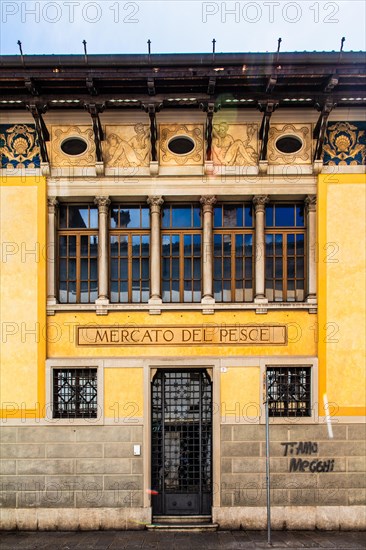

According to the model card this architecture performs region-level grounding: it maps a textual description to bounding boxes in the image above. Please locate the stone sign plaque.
[77,324,287,346]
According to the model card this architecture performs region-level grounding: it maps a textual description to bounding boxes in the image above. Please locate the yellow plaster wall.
[104,368,144,419]
[0,176,46,416]
[220,367,261,419]
[318,174,366,415]
[48,310,316,359]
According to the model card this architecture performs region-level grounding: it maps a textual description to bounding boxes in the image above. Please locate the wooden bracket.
[313,99,335,161]
[27,102,50,163]
[85,103,105,163]
[258,100,278,161]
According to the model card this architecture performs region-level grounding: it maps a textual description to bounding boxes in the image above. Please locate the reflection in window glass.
[265,203,306,302]
[162,205,201,229]
[110,206,150,229]
[213,204,253,302]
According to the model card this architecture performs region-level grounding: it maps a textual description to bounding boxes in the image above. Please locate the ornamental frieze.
[323,121,366,165]
[159,124,204,165]
[51,125,96,167]
[0,124,40,169]
[104,124,151,167]
[267,123,312,165]
[212,123,258,166]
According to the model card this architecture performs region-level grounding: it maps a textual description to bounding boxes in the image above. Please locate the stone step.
[146,522,219,532]
[152,515,212,525]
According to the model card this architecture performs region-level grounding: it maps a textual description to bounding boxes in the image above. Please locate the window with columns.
[161,204,202,303]
[109,205,150,303]
[52,195,316,307]
[264,203,306,302]
[213,203,254,302]
[57,205,99,303]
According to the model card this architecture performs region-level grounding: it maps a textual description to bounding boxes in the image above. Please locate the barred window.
[58,205,98,303]
[53,368,98,418]
[265,203,305,302]
[110,205,150,303]
[213,203,254,302]
[162,205,202,302]
[267,366,311,417]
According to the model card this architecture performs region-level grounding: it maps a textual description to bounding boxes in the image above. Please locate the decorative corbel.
[200,102,216,174]
[258,100,278,172]
[313,98,336,164]
[85,103,105,174]
[142,103,161,174]
[27,102,50,172]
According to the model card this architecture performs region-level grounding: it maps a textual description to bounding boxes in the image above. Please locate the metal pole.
[264,378,271,545]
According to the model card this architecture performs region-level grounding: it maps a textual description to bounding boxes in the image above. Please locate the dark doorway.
[151,369,212,516]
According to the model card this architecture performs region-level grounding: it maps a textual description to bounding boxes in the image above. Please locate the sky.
[1,0,365,56]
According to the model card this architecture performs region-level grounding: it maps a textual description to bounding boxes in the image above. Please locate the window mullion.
[179,231,184,302]
[231,234,235,300]
[128,234,132,302]
[76,234,81,302]
[283,232,288,301]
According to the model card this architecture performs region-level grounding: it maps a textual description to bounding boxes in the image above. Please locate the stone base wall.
[0,507,150,530]
[220,424,366,510]
[0,426,144,515]
[212,506,366,530]
[1,423,365,530]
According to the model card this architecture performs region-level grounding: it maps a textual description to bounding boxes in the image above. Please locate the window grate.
[267,366,311,417]
[53,368,98,418]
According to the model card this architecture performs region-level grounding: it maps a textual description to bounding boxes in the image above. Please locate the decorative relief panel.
[212,123,258,166]
[159,124,204,165]
[104,124,151,167]
[323,122,366,165]
[0,124,40,169]
[51,126,95,167]
[267,123,312,165]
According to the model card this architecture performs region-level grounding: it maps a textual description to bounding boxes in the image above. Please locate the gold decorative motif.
[212,123,258,165]
[159,124,204,165]
[267,124,311,164]
[0,124,40,168]
[51,126,95,167]
[323,122,365,165]
[104,124,150,167]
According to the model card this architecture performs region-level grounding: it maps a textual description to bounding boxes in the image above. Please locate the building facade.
[0,52,365,530]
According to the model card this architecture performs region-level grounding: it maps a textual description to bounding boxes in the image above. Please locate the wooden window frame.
[161,204,202,303]
[57,205,98,304]
[109,230,150,303]
[213,229,254,302]
[265,203,306,303]
[161,230,202,303]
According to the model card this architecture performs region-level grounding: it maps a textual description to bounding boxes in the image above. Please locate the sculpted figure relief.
[105,124,150,167]
[212,123,258,166]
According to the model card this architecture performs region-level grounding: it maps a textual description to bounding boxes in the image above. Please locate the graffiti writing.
[281,441,318,456]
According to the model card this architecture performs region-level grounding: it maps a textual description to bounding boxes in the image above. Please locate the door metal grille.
[151,369,212,516]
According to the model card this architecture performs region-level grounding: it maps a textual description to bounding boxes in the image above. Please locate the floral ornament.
[0,124,40,168]
[323,122,366,165]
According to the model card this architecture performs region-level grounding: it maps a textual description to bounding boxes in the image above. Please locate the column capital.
[200,195,217,213]
[147,196,164,214]
[47,197,58,212]
[94,196,111,213]
[253,195,269,212]
[305,194,317,213]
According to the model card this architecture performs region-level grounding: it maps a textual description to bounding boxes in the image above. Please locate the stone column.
[305,195,317,304]
[200,195,216,306]
[47,197,58,314]
[147,196,164,305]
[253,195,269,304]
[94,196,110,311]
